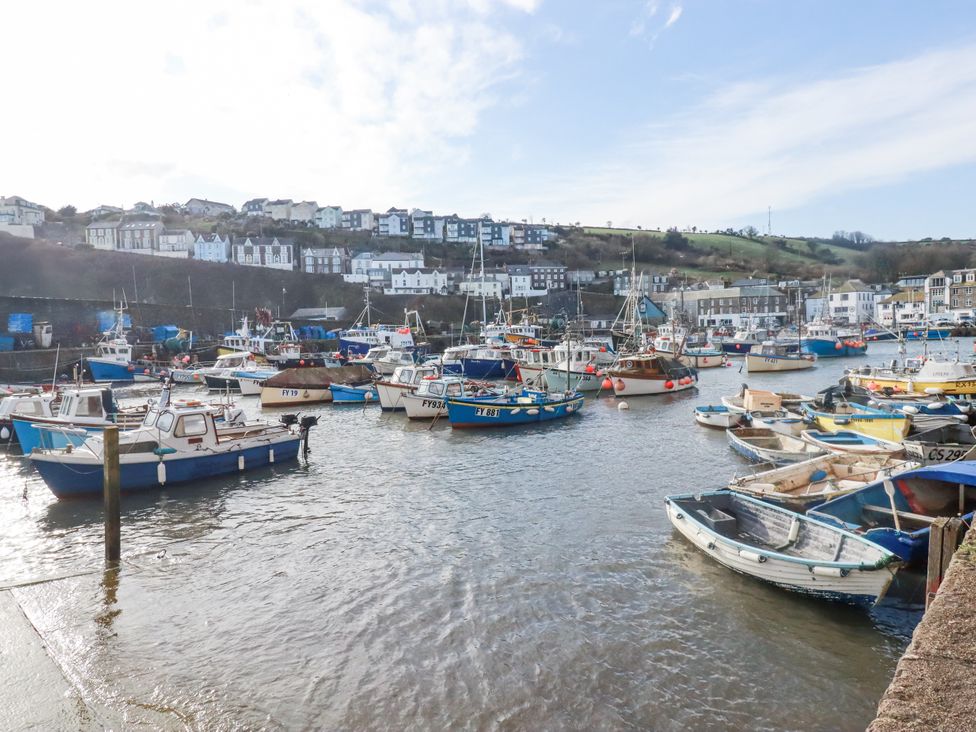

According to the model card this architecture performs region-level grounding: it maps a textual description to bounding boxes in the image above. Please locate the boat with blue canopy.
[808,462,976,564]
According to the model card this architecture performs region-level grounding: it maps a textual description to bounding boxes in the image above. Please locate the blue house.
[193,233,231,263]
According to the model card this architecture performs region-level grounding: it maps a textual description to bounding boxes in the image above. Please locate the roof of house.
[834,279,870,293]
[372,251,423,261]
[530,261,566,269]
[391,268,445,275]
[302,246,350,256]
[185,198,234,208]
[243,198,268,207]
[86,220,122,229]
[880,291,925,304]
[239,236,295,247]
[196,233,228,243]
[266,199,293,206]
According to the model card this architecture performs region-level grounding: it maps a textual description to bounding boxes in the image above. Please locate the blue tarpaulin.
[7,313,32,333]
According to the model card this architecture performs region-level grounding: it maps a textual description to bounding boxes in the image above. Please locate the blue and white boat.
[328,382,379,404]
[446,388,583,428]
[0,392,56,443]
[85,305,158,382]
[902,327,952,341]
[29,391,311,498]
[808,462,976,564]
[442,345,518,380]
[799,429,905,456]
[665,490,900,605]
[12,386,148,453]
[727,427,825,465]
[694,405,742,429]
[800,322,867,358]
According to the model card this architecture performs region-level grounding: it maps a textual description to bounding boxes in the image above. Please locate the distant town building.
[85,220,121,250]
[459,278,504,299]
[411,210,446,241]
[384,268,450,295]
[128,201,160,216]
[444,216,480,244]
[613,271,667,296]
[242,198,269,217]
[193,233,232,263]
[377,208,411,237]
[315,205,343,229]
[480,220,511,248]
[876,291,926,328]
[264,199,293,221]
[508,265,547,298]
[369,251,424,271]
[118,221,164,253]
[87,205,124,219]
[156,229,193,258]
[659,286,788,328]
[184,198,236,217]
[512,224,551,249]
[0,195,45,225]
[342,209,375,232]
[343,251,374,283]
[289,200,318,224]
[301,246,350,275]
[828,279,880,325]
[232,236,295,270]
[567,269,597,286]
[529,262,567,291]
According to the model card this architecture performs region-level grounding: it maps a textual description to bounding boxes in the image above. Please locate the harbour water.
[3,339,963,730]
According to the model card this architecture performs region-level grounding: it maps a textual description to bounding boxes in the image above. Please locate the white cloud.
[523,44,976,231]
[0,0,533,210]
[664,5,683,29]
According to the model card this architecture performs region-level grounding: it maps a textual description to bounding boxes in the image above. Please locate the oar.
[883,479,901,532]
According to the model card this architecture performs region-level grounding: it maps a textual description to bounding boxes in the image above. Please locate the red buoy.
[665,380,674,389]
[602,377,613,390]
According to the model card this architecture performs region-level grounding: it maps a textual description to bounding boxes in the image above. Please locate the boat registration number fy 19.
[280,389,300,397]
[474,407,500,417]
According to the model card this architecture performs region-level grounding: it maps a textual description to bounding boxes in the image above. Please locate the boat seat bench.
[862,504,937,525]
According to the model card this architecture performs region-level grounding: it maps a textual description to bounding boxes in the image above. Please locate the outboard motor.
[279,413,299,427]
[299,415,319,459]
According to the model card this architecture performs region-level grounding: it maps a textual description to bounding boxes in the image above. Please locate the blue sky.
[5,1,976,240]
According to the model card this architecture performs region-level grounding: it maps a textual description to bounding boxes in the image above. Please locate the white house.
[508,265,547,298]
[232,236,295,270]
[184,198,235,217]
[194,233,232,263]
[343,252,374,283]
[290,201,318,224]
[875,291,926,328]
[377,208,411,237]
[369,251,424,271]
[85,221,121,250]
[924,271,949,317]
[241,198,269,217]
[384,268,449,295]
[302,246,350,274]
[459,278,504,299]
[315,206,343,229]
[118,221,164,253]
[156,229,193,258]
[87,205,124,219]
[828,279,879,325]
[0,196,45,225]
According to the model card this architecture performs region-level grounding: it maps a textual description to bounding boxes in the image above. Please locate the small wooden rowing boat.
[665,491,899,604]
[727,427,825,465]
[728,453,917,510]
[721,387,812,414]
[800,429,905,456]
[694,405,742,429]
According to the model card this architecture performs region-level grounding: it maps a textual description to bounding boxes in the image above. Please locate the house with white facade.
[315,206,343,229]
[613,271,667,296]
[384,268,450,295]
[302,246,350,274]
[290,201,318,224]
[342,209,374,231]
[508,265,547,298]
[194,233,232,263]
[156,229,194,258]
[118,221,165,253]
[924,271,949,317]
[459,278,504,299]
[411,210,446,241]
[369,251,424,271]
[828,279,880,325]
[0,196,45,225]
[875,291,926,328]
[232,236,295,270]
[184,198,235,217]
[377,208,411,237]
[85,221,122,250]
[946,267,976,318]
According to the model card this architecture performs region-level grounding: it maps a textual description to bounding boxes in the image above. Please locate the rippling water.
[3,340,957,730]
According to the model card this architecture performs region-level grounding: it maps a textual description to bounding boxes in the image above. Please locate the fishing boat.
[218,314,294,357]
[694,405,742,429]
[745,342,816,373]
[442,345,517,380]
[201,354,272,393]
[265,342,334,369]
[169,363,207,384]
[259,365,373,407]
[400,377,490,419]
[29,390,315,498]
[12,386,148,453]
[847,357,976,396]
[902,326,952,341]
[446,388,583,428]
[744,409,806,437]
[808,462,976,563]
[799,430,905,456]
[721,386,812,414]
[833,381,972,432]
[0,392,56,443]
[234,368,279,396]
[607,353,697,397]
[719,327,773,356]
[375,365,440,411]
[727,427,825,465]
[664,491,899,605]
[801,398,910,442]
[729,453,917,510]
[329,382,379,404]
[903,424,976,464]
[653,324,726,369]
[372,349,417,376]
[800,322,868,358]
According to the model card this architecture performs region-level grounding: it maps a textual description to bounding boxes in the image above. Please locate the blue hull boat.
[801,337,867,358]
[443,357,518,380]
[329,383,379,404]
[338,338,371,357]
[808,462,976,564]
[13,419,99,453]
[903,328,952,341]
[446,388,583,428]
[88,358,138,382]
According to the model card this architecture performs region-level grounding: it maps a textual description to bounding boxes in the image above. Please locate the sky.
[4,0,976,241]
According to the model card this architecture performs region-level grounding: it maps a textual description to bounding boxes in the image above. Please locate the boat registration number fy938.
[474,407,500,417]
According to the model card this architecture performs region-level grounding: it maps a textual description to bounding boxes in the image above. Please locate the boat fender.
[157,461,167,485]
[526,408,540,416]
[303,390,310,399]
[269,448,275,464]
[238,454,245,471]
[543,406,555,413]
[809,469,828,483]
[618,401,629,410]
[738,549,767,563]
[626,360,634,369]
[811,566,847,577]
[901,405,919,415]
[787,519,800,543]
[511,408,522,415]
[0,426,8,440]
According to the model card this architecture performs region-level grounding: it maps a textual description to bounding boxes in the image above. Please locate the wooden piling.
[925,516,963,609]
[102,425,120,563]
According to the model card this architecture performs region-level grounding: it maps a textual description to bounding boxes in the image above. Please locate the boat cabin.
[385,364,440,386]
[0,393,55,420]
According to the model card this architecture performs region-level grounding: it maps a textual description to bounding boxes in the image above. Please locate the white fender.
[238,454,245,471]
[157,461,167,485]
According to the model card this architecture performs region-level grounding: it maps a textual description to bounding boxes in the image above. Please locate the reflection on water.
[2,340,955,729]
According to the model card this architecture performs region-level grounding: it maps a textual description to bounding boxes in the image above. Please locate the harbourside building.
[875,291,926,328]
[827,279,884,325]
[315,205,343,229]
[384,268,450,295]
[85,220,122,250]
[659,285,789,328]
[508,265,547,298]
[118,221,164,253]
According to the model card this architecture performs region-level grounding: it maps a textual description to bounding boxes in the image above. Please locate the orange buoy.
[599,346,607,352]
[615,379,625,392]
[834,342,843,350]
[602,377,613,390]
[665,380,674,389]
[585,364,596,374]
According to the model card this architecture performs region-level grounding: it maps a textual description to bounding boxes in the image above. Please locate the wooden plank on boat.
[862,504,938,525]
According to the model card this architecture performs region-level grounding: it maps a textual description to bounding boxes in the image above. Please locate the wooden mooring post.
[925,516,964,609]
[103,425,120,563]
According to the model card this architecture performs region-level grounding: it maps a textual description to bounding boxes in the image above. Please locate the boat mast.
[479,234,487,325]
